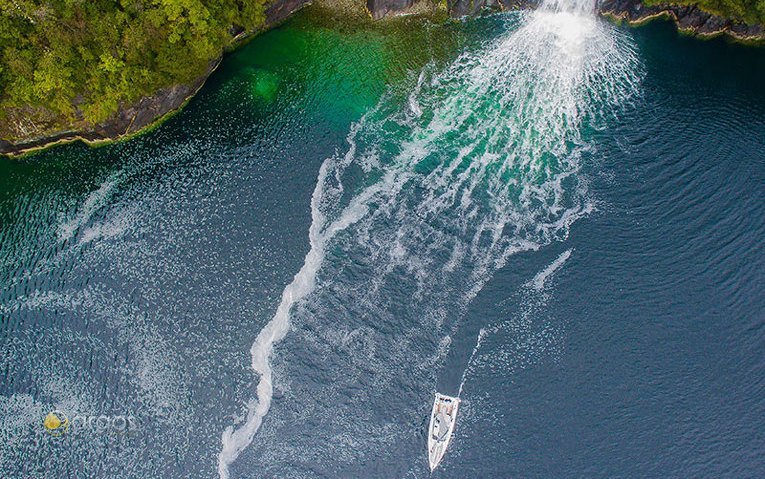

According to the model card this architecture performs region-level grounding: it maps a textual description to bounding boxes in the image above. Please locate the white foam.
[58,172,122,242]
[77,206,134,246]
[218,147,386,478]
[530,249,573,291]
[407,68,428,118]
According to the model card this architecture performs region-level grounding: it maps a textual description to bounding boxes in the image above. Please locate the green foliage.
[0,0,268,129]
[644,0,765,25]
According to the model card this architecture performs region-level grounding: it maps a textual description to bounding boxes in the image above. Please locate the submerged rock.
[249,69,280,103]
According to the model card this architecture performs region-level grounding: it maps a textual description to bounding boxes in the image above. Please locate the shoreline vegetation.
[0,0,310,157]
[1,0,763,158]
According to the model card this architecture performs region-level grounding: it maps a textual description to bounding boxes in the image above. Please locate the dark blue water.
[1,9,763,478]
[450,22,765,477]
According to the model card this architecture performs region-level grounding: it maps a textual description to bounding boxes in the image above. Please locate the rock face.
[598,0,764,40]
[0,74,207,156]
[265,0,313,26]
[366,0,418,19]
[448,0,498,17]
[0,0,311,157]
[447,0,538,17]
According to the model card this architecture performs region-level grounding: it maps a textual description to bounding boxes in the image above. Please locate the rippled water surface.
[1,6,764,478]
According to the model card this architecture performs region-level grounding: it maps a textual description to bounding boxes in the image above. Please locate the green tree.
[0,0,269,139]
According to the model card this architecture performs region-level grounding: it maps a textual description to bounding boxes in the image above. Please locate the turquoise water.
[1,7,764,478]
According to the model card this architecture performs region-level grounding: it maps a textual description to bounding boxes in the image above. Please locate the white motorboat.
[427,392,460,471]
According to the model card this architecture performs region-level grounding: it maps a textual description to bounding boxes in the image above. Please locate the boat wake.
[457,248,574,399]
[530,249,573,291]
[219,0,641,475]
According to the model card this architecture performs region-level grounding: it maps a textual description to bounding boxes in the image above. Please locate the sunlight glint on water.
[218,2,641,476]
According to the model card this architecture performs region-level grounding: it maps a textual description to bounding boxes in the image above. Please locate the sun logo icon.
[43,410,69,436]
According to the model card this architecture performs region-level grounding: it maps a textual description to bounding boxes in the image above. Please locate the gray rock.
[366,0,417,19]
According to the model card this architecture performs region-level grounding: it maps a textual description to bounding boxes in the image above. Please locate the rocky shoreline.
[0,0,311,157]
[598,0,765,42]
[368,0,765,41]
[1,0,762,157]
[0,61,219,157]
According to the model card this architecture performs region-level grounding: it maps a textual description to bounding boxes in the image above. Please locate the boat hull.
[428,392,460,471]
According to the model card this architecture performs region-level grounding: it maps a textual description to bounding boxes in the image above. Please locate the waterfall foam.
[218,2,641,475]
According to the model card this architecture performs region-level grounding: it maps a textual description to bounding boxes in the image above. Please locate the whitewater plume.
[218,0,640,475]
